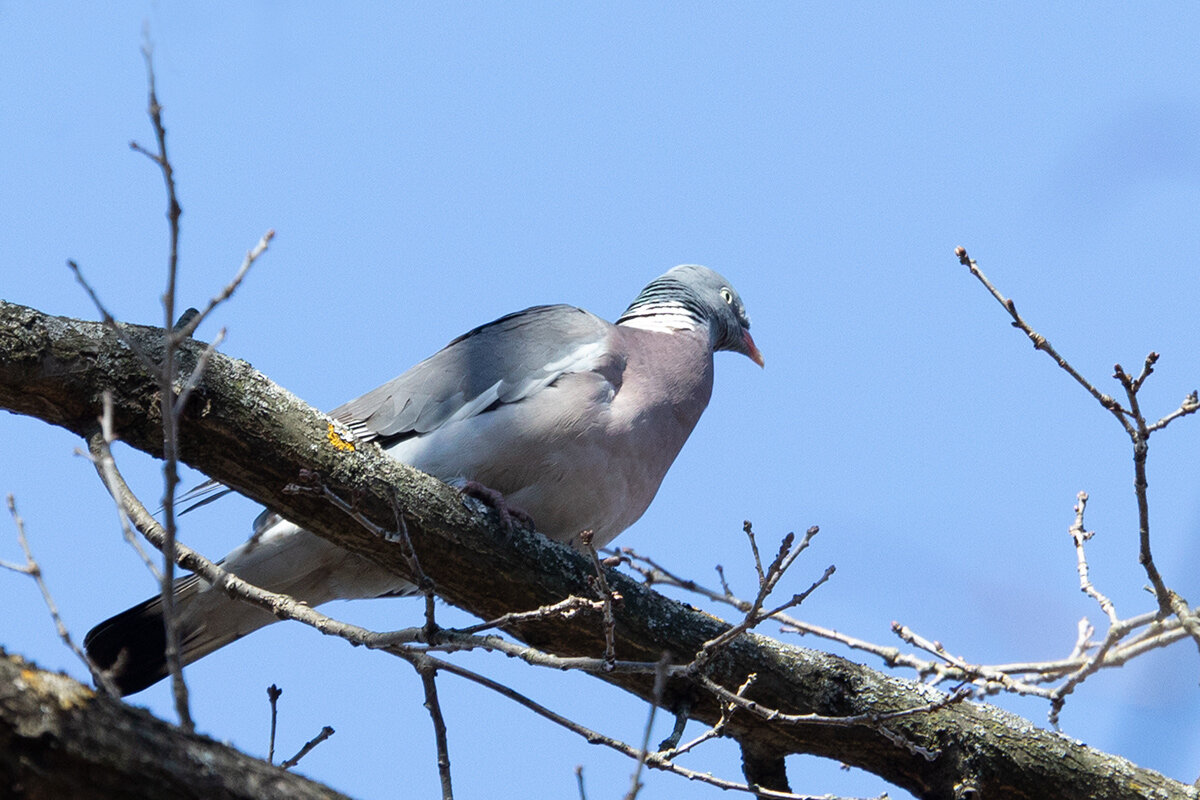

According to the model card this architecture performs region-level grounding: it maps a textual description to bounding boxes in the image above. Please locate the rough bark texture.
[0,649,346,800]
[1,299,1196,800]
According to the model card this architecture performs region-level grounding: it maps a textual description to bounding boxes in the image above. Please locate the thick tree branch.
[1,299,1196,800]
[0,648,348,800]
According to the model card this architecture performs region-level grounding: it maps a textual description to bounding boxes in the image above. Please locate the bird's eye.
[720,287,734,305]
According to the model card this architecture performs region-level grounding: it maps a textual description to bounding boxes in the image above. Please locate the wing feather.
[330,304,613,445]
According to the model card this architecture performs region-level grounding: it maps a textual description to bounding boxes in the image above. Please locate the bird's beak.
[743,330,765,368]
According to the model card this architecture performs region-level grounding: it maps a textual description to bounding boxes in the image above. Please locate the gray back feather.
[331,304,613,444]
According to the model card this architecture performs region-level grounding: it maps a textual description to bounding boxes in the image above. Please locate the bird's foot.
[459,481,535,533]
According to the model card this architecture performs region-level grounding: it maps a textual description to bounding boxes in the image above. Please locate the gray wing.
[330,304,616,444]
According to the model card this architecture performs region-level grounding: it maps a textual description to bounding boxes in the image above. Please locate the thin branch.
[174,328,226,412]
[80,392,163,581]
[574,765,587,800]
[453,596,606,636]
[691,527,828,671]
[695,672,963,743]
[954,246,1132,429]
[698,563,833,661]
[1146,390,1200,433]
[416,657,454,799]
[65,260,156,370]
[661,675,752,760]
[10,294,1193,797]
[1112,368,1200,648]
[1111,362,1172,612]
[280,726,335,770]
[128,42,193,731]
[267,684,283,764]
[1069,492,1117,626]
[131,44,182,311]
[657,707,690,754]
[625,653,671,800]
[1067,617,1096,663]
[81,445,870,795]
[580,530,619,670]
[621,547,958,682]
[3,495,120,696]
[956,246,1200,674]
[86,432,670,683]
[620,541,1169,707]
[745,520,768,586]
[890,623,1052,699]
[1051,488,1187,724]
[170,229,275,344]
[420,652,865,800]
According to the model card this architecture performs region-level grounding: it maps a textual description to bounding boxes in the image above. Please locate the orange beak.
[743,330,765,368]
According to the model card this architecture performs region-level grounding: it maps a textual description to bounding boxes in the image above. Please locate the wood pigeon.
[85,264,762,695]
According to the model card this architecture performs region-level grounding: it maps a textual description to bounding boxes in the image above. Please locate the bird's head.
[618,264,763,367]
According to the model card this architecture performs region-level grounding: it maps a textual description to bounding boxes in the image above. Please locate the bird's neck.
[616,305,705,336]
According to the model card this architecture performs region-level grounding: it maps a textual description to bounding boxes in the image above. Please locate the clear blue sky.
[4,5,1200,799]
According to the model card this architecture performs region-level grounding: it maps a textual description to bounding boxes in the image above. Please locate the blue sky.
[4,5,1200,798]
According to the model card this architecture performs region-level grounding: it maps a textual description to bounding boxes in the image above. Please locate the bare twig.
[89,444,670,687]
[715,563,734,597]
[383,486,440,641]
[280,726,335,769]
[174,328,226,412]
[267,684,283,764]
[82,392,163,581]
[170,229,275,343]
[1110,362,1173,614]
[621,538,1179,710]
[657,710,690,754]
[662,675,751,760]
[745,520,767,585]
[574,765,587,800]
[419,652,861,800]
[580,530,619,670]
[890,623,1052,699]
[3,495,119,696]
[697,671,970,763]
[71,147,268,730]
[1049,490,1166,725]
[127,48,275,732]
[1069,492,1117,626]
[453,596,606,636]
[954,246,1132,428]
[126,41,193,731]
[625,653,671,800]
[416,656,454,799]
[1146,390,1200,433]
[82,444,868,795]
[696,672,963,735]
[691,527,829,671]
[956,247,1200,670]
[78,81,269,720]
[621,546,976,684]
[65,260,157,370]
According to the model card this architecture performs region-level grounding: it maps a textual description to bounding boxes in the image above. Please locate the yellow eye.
[720,287,733,305]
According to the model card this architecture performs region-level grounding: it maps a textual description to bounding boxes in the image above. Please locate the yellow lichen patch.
[327,421,357,451]
[20,667,94,710]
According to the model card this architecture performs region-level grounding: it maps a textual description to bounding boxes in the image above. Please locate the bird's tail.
[85,517,412,696]
[83,573,268,695]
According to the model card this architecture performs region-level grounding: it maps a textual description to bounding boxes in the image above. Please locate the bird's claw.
[459,481,535,533]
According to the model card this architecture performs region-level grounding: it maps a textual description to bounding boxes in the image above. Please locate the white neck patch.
[617,309,703,335]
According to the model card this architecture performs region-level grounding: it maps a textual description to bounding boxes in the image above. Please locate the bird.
[84,264,762,695]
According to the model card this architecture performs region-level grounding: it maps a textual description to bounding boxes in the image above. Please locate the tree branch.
[0,299,1196,800]
[0,648,348,800]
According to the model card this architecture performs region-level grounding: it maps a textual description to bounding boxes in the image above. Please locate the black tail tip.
[84,600,169,696]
